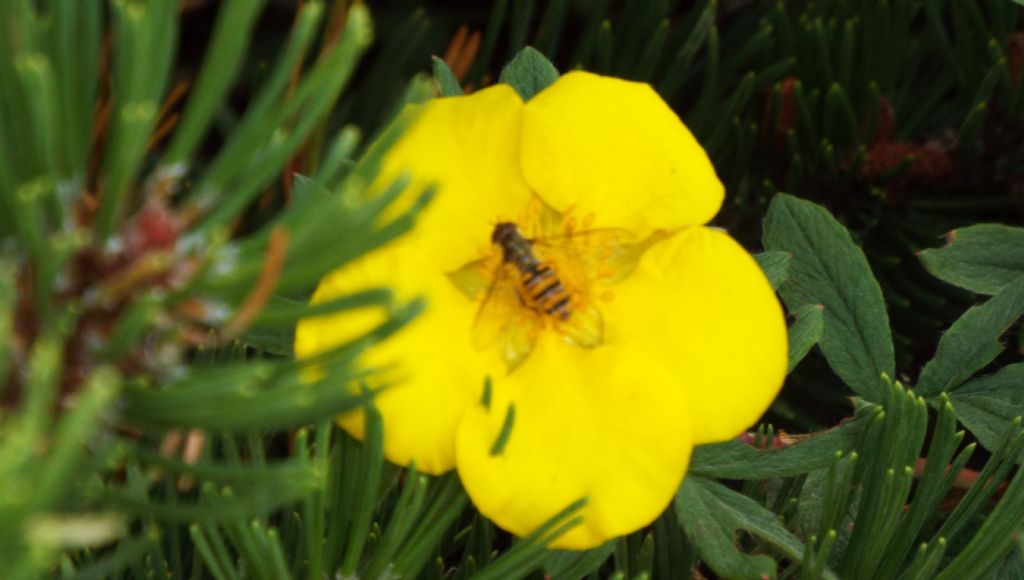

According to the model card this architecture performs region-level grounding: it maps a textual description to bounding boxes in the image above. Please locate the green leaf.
[118,292,420,433]
[917,276,1024,397]
[0,259,14,397]
[340,402,384,576]
[796,465,831,537]
[431,56,464,96]
[676,479,773,578]
[95,0,178,239]
[543,542,616,578]
[935,435,1024,578]
[239,328,293,356]
[984,549,1024,580]
[60,529,159,580]
[763,193,894,400]
[32,366,120,511]
[390,474,469,577]
[919,224,1024,295]
[499,46,559,101]
[162,0,269,164]
[690,418,864,479]
[473,498,587,580]
[193,4,372,231]
[754,250,791,290]
[948,363,1024,451]
[676,476,815,579]
[788,303,824,373]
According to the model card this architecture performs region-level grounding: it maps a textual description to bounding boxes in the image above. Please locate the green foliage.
[2,1,1023,579]
[920,224,1024,295]
[676,476,812,579]
[498,46,561,100]
[917,276,1024,397]
[431,57,465,97]
[787,304,826,374]
[678,191,1024,579]
[690,421,864,480]
[949,364,1024,451]
[765,193,894,401]
[754,250,792,290]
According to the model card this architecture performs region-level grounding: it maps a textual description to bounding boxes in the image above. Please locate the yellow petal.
[377,82,533,272]
[296,85,532,474]
[455,332,693,550]
[520,72,724,236]
[297,244,496,474]
[603,226,788,443]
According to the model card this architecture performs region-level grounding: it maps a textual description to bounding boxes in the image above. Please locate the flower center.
[448,196,661,372]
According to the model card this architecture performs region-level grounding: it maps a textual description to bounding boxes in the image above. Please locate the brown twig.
[221,227,289,340]
[443,25,482,82]
[85,31,114,221]
[145,78,191,152]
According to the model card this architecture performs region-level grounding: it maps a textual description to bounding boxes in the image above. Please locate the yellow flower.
[295,71,787,549]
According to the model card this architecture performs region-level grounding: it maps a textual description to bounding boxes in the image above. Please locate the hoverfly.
[448,218,643,372]
[491,222,575,320]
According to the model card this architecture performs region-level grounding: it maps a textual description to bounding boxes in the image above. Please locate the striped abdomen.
[521,263,571,320]
[492,222,572,320]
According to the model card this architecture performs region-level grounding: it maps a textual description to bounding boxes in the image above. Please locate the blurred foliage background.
[1,0,1023,578]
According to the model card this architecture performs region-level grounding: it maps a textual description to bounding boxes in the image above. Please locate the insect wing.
[446,257,495,301]
[471,262,542,370]
[533,228,639,284]
[553,297,603,348]
[497,311,543,371]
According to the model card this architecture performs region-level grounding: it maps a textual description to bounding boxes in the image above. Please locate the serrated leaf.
[948,363,1024,451]
[754,250,791,290]
[763,193,894,401]
[796,466,830,537]
[431,56,463,97]
[988,548,1024,579]
[690,418,864,479]
[788,303,824,373]
[676,479,774,578]
[919,224,1024,295]
[499,47,559,101]
[916,276,1024,397]
[676,476,817,579]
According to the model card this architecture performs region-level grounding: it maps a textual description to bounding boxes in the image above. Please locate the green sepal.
[431,56,464,97]
[499,47,559,101]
